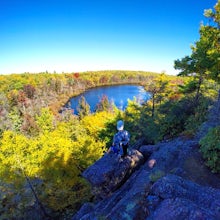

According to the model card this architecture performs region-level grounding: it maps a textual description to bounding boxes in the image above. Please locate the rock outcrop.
[73,137,220,220]
[73,93,220,220]
[82,149,144,199]
[148,174,220,220]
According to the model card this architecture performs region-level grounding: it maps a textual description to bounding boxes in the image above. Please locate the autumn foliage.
[0,67,218,218]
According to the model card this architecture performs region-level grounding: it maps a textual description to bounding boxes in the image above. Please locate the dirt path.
[183,146,220,189]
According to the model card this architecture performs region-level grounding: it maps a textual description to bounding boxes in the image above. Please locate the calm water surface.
[67,85,151,114]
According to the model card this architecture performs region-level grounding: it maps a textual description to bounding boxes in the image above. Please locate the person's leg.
[119,145,123,156]
[122,144,128,157]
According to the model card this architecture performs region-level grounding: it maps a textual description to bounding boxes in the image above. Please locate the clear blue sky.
[0,0,217,75]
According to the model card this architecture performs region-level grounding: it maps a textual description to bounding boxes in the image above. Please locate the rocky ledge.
[73,93,220,220]
[73,137,220,220]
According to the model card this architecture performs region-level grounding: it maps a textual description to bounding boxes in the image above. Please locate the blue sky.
[0,0,217,75]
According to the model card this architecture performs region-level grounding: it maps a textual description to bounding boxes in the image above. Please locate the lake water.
[67,84,151,114]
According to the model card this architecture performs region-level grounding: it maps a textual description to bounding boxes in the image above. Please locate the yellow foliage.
[81,111,115,138]
[0,115,109,212]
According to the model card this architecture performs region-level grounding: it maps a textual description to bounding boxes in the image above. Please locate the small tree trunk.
[151,93,155,118]
[194,74,203,104]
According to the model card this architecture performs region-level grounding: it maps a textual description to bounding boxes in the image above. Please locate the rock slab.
[82,149,144,199]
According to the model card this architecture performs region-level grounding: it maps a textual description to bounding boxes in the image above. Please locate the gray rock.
[82,149,144,199]
[139,145,159,159]
[73,137,220,219]
[72,203,95,220]
[148,174,220,220]
[149,198,217,220]
[74,162,152,220]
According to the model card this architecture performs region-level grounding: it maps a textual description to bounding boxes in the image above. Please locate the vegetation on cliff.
[0,70,218,218]
[0,71,184,218]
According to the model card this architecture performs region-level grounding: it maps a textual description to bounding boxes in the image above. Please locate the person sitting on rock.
[109,120,130,158]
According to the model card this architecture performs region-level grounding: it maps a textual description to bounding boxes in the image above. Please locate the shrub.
[184,96,210,136]
[199,126,220,173]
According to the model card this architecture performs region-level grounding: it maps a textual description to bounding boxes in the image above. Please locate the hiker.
[109,120,130,158]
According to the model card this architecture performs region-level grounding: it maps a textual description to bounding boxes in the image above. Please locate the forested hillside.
[0,69,218,218]
[0,70,186,218]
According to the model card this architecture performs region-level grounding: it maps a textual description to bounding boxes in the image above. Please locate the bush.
[157,98,194,140]
[184,96,210,136]
[199,126,220,173]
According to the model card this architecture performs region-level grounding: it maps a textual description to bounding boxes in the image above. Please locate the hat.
[117,120,124,131]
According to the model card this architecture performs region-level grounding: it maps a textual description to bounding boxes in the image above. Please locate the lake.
[67,84,151,114]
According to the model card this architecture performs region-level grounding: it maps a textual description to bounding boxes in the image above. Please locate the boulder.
[139,144,159,159]
[148,174,220,220]
[71,203,95,220]
[82,149,144,199]
[73,161,152,220]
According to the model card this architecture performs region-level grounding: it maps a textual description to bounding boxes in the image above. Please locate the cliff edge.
[73,91,220,220]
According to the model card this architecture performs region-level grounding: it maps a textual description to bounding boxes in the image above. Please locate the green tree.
[77,96,91,119]
[145,73,169,117]
[36,108,54,133]
[96,95,114,112]
[8,108,23,132]
[203,0,220,82]
[0,93,10,135]
[123,99,142,143]
[174,0,220,102]
[200,126,220,173]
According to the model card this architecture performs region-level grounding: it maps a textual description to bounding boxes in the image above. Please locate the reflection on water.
[66,84,151,114]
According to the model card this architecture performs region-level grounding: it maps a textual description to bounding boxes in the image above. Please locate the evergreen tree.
[96,95,113,112]
[145,73,169,117]
[174,0,220,102]
[77,96,91,119]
